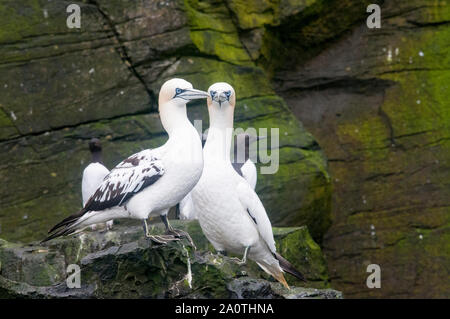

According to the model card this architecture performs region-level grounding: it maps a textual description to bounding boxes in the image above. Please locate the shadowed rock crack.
[88,0,157,112]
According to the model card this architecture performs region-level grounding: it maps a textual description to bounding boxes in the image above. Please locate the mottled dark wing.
[84,149,165,212]
[45,149,165,239]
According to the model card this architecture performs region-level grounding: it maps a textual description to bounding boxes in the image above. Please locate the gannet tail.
[41,224,78,243]
[256,261,290,289]
[275,252,307,282]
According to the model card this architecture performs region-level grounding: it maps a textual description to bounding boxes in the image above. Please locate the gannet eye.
[175,88,182,95]
[210,90,217,98]
[225,91,232,100]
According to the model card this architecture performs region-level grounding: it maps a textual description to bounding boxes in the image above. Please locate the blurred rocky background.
[0,0,448,298]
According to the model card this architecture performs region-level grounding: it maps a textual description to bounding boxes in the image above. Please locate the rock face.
[0,221,340,299]
[0,0,448,299]
[0,0,330,245]
[266,1,450,298]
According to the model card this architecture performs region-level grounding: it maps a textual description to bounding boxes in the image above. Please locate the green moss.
[226,0,279,29]
[0,0,42,43]
[189,30,251,64]
[0,107,18,140]
[274,226,330,288]
[153,56,274,99]
[184,0,252,65]
[258,157,331,241]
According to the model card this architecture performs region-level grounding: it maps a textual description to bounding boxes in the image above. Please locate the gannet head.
[207,82,235,109]
[88,138,102,153]
[158,78,209,109]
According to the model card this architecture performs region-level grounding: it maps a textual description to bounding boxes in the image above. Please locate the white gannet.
[177,132,262,220]
[190,82,305,288]
[43,78,209,244]
[81,138,114,231]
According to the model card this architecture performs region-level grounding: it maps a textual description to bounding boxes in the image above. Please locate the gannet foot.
[142,218,180,245]
[166,228,196,250]
[146,234,180,245]
[160,214,196,249]
[231,246,250,266]
[230,257,247,266]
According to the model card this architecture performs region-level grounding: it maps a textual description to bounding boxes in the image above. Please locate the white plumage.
[178,132,259,220]
[44,79,209,243]
[190,82,305,288]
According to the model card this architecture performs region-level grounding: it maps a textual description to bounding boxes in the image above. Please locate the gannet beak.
[212,91,228,108]
[178,88,209,101]
[218,92,227,101]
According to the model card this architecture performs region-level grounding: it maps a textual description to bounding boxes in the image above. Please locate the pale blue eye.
[210,90,217,98]
[175,88,182,94]
[225,91,231,98]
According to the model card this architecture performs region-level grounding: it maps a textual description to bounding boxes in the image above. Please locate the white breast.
[191,161,259,253]
[126,125,204,219]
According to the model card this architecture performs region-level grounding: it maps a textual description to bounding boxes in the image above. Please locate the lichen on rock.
[0,221,340,299]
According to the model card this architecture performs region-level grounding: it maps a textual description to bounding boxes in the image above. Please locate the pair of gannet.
[81,138,113,231]
[44,79,208,244]
[178,132,262,220]
[44,78,304,288]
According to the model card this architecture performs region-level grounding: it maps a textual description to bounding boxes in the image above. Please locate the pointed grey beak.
[212,90,228,107]
[218,92,227,102]
[178,88,209,101]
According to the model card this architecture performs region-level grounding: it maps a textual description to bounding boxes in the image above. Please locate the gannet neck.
[204,107,234,162]
[208,104,234,131]
[159,100,191,136]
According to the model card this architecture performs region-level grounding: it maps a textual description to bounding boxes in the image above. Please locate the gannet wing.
[86,149,165,211]
[236,181,276,253]
[47,149,164,234]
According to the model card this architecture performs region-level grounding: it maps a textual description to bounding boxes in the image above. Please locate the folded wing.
[47,149,165,235]
[236,181,276,253]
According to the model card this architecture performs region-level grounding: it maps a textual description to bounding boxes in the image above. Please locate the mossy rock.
[0,221,339,298]
[0,0,331,245]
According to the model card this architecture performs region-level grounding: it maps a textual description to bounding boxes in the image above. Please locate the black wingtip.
[42,227,76,243]
[275,252,307,282]
[48,207,87,234]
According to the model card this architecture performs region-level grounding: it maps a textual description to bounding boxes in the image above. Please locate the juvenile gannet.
[177,132,262,220]
[81,138,113,231]
[190,82,306,288]
[43,78,209,244]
